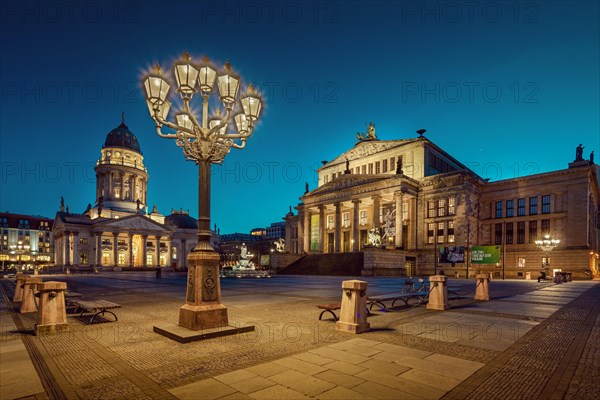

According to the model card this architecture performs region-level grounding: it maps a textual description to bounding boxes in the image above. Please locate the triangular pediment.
[326,139,418,168]
[95,214,170,232]
[305,175,396,197]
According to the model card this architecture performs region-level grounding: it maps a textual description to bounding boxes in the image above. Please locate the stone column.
[20,276,43,313]
[318,205,325,253]
[128,234,134,267]
[142,235,148,267]
[372,195,381,229]
[334,202,341,253]
[72,232,79,265]
[35,281,69,335]
[181,239,187,270]
[427,275,449,310]
[303,210,310,253]
[13,272,25,302]
[155,236,161,267]
[112,232,119,267]
[108,172,114,199]
[336,280,370,334]
[64,231,71,266]
[352,199,360,252]
[474,274,490,301]
[394,191,403,248]
[95,233,102,267]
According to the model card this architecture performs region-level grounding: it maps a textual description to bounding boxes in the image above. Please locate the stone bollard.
[335,280,370,334]
[474,274,491,301]
[65,268,71,275]
[20,276,43,313]
[13,272,25,302]
[35,281,69,335]
[427,275,449,310]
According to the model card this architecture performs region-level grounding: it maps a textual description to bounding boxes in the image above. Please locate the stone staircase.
[279,252,364,276]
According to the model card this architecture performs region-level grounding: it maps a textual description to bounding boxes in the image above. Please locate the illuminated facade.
[286,129,600,279]
[0,212,54,270]
[52,116,217,271]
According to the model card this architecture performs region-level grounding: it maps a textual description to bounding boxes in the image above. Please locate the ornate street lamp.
[142,52,262,335]
[535,234,560,252]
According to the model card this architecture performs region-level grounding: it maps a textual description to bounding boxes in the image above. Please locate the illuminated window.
[327,215,334,229]
[438,199,446,217]
[448,198,456,215]
[427,223,434,244]
[102,251,110,265]
[448,221,455,243]
[437,222,444,243]
[427,201,435,218]
[342,212,350,228]
[160,254,167,266]
[541,219,550,235]
[359,210,368,225]
[146,254,153,266]
[172,247,177,259]
[118,253,126,265]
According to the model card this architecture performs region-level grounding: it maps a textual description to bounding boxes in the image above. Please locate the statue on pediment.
[356,122,377,142]
[575,144,584,161]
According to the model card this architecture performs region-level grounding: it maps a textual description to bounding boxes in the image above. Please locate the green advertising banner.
[471,245,501,264]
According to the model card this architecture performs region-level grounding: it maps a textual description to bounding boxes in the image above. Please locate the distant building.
[0,212,54,270]
[219,221,287,268]
[284,126,599,279]
[52,115,218,271]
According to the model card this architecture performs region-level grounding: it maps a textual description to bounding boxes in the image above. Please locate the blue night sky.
[1,1,598,233]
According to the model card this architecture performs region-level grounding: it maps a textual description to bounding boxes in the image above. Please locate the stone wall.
[271,253,305,272]
[362,247,406,276]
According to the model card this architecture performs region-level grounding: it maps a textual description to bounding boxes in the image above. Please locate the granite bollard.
[427,275,449,310]
[13,272,25,302]
[335,280,370,334]
[474,274,491,301]
[35,281,69,335]
[20,276,43,313]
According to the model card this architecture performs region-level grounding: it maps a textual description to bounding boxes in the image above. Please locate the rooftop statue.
[575,144,584,161]
[356,122,378,142]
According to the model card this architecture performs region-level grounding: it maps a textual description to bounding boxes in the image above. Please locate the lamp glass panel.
[235,113,248,133]
[199,66,217,92]
[217,75,239,103]
[241,96,262,120]
[176,114,193,130]
[175,64,199,94]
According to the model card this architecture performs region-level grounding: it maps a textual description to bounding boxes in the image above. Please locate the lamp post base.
[179,303,228,331]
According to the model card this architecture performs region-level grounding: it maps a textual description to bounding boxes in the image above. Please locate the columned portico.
[95,232,102,267]
[142,235,148,267]
[64,231,71,266]
[72,231,79,264]
[302,210,310,253]
[155,236,161,267]
[112,232,119,267]
[129,234,134,267]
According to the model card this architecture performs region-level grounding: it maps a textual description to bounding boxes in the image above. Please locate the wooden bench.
[73,300,121,324]
[316,303,341,321]
[64,291,83,312]
[367,291,429,311]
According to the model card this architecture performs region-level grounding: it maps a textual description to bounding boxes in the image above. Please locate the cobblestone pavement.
[1,273,598,399]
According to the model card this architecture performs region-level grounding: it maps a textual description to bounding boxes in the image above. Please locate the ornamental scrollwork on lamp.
[142,52,262,165]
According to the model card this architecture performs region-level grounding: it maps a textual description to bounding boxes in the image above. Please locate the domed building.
[52,115,219,271]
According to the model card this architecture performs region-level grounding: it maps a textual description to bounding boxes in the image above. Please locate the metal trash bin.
[566,272,572,282]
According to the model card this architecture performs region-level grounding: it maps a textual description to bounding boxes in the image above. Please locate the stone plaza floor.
[1,272,599,399]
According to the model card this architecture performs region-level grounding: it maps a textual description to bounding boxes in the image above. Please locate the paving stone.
[358,359,410,376]
[248,384,310,400]
[322,360,367,376]
[291,352,336,366]
[317,386,377,399]
[352,381,424,400]
[310,347,370,365]
[344,338,382,348]
[245,362,288,378]
[272,356,328,375]
[314,369,365,388]
[168,378,236,400]
[229,376,277,394]
[214,369,258,385]
[371,342,433,359]
[398,367,464,391]
[268,370,336,397]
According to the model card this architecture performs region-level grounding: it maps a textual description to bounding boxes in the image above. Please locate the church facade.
[285,125,600,279]
[52,116,217,271]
